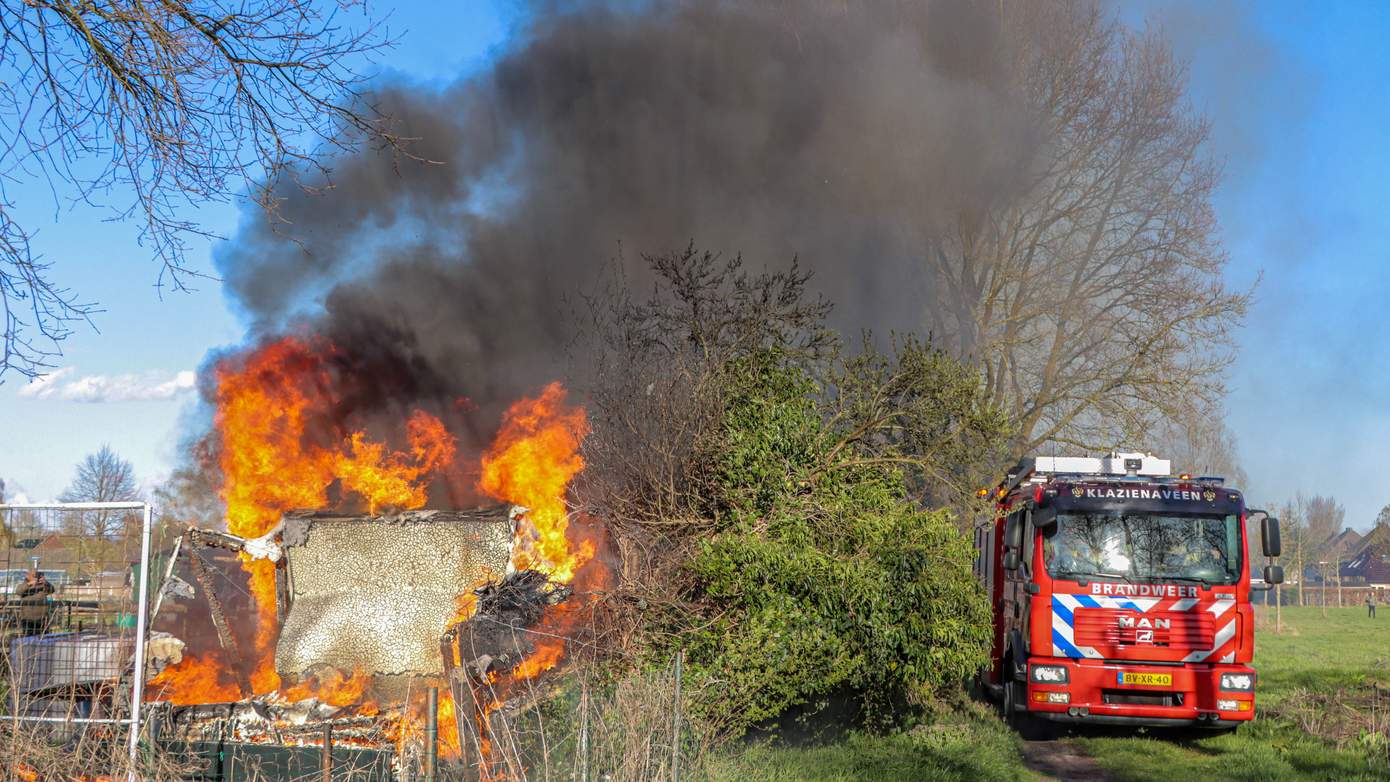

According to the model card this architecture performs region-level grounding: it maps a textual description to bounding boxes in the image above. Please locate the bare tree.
[1302,494,1346,609]
[0,479,12,547]
[0,477,26,545]
[1,477,40,545]
[1374,504,1390,531]
[1303,495,1344,548]
[1277,493,1346,609]
[0,0,399,380]
[927,3,1250,454]
[1278,499,1308,607]
[59,444,140,538]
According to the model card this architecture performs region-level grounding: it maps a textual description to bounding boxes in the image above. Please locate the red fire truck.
[974,453,1284,735]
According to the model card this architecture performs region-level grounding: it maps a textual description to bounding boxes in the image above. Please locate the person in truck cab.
[1045,532,1106,577]
[1184,543,1224,570]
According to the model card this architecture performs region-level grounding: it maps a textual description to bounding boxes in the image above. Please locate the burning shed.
[139,333,604,778]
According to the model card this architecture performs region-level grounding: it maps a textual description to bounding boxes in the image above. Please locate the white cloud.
[17,367,76,399]
[18,367,195,403]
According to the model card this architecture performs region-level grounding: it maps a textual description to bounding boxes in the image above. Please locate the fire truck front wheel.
[1003,679,1055,741]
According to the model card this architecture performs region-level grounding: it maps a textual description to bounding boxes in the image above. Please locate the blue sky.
[0,2,516,502]
[0,2,1387,529]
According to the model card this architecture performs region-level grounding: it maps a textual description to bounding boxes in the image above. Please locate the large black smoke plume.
[215,0,1057,434]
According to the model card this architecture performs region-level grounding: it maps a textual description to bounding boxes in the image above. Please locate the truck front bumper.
[1024,657,1256,727]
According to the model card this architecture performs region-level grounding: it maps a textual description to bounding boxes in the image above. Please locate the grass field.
[1077,605,1390,782]
[705,699,1040,782]
[707,605,1390,781]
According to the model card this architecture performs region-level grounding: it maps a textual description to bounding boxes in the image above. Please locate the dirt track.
[1020,740,1109,782]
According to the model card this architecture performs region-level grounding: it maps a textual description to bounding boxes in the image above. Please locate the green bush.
[678,351,994,733]
[583,249,1005,737]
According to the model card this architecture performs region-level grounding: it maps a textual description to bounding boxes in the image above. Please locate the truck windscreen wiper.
[1057,570,1132,584]
[1160,575,1211,587]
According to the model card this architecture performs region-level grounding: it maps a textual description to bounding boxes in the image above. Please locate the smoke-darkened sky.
[2,1,1388,529]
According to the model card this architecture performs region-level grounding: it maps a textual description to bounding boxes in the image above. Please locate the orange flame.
[437,691,461,759]
[449,382,597,776]
[512,637,566,680]
[480,382,591,582]
[160,336,462,703]
[279,667,372,708]
[148,654,241,705]
[448,590,481,632]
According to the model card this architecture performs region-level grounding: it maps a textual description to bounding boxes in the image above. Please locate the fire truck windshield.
[1043,512,1241,586]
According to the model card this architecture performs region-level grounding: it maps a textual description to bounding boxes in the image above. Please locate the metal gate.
[0,501,153,779]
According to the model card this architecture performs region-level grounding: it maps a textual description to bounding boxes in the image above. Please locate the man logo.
[1118,616,1171,630]
[1136,630,1154,644]
[1072,487,1085,497]
[1204,490,1217,502]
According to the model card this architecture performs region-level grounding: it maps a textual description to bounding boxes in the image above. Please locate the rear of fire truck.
[974,453,1285,736]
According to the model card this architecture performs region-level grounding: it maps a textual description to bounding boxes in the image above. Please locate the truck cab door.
[999,509,1033,677]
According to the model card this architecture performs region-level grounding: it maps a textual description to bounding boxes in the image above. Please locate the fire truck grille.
[1102,690,1183,707]
[1073,609,1215,651]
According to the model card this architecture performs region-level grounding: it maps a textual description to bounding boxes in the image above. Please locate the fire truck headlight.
[1030,664,1069,684]
[1219,673,1255,692]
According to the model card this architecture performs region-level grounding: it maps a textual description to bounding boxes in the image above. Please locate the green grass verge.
[1076,605,1390,781]
[706,606,1390,781]
[704,700,1039,782]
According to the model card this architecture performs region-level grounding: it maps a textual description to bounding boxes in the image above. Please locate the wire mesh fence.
[440,665,702,782]
[0,502,154,778]
[442,607,704,782]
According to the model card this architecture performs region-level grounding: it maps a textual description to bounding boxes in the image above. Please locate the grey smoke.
[215,0,1050,431]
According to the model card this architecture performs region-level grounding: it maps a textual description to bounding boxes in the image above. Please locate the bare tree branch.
[0,0,401,380]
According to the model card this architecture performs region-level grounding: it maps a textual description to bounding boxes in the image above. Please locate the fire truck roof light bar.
[1033,453,1172,476]
[997,453,1226,497]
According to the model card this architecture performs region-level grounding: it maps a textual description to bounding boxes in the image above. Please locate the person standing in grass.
[1367,590,1377,618]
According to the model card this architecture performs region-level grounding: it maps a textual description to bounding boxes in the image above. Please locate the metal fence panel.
[0,502,153,778]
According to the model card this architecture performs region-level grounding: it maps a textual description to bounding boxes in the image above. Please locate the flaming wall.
[276,509,512,681]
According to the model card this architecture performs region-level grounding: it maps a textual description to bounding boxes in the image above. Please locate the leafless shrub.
[455,663,709,782]
[1273,684,1390,763]
[575,246,832,613]
[0,698,196,781]
[578,246,832,528]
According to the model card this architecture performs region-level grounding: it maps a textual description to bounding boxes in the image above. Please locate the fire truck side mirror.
[1003,549,1020,572]
[1003,512,1025,572]
[1261,515,1282,558]
[1263,564,1285,585]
